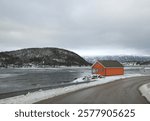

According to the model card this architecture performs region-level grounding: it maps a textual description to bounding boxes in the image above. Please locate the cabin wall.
[92,62,106,76]
[105,68,124,76]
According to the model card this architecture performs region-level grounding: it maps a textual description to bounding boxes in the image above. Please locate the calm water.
[0,67,150,94]
[0,67,91,94]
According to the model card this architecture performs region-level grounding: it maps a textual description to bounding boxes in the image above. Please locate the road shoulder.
[139,83,150,103]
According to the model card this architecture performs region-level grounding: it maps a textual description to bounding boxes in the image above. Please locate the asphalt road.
[36,76,150,104]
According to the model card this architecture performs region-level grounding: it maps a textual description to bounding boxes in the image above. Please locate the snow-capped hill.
[84,55,150,65]
[0,48,90,68]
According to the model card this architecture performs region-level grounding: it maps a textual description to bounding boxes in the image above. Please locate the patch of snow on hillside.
[0,74,143,104]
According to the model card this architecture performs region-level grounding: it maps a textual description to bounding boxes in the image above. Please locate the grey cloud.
[0,0,150,55]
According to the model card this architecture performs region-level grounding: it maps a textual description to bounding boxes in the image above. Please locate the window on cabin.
[92,68,98,73]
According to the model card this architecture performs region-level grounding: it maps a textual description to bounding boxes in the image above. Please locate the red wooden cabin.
[92,60,124,76]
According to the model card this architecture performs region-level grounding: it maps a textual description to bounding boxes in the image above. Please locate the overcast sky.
[0,0,150,56]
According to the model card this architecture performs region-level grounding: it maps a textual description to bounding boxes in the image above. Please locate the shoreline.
[0,66,91,70]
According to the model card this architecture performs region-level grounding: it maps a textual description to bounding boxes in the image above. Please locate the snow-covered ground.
[139,83,150,102]
[0,74,143,104]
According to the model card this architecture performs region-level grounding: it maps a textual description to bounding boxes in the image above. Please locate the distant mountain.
[139,61,150,65]
[84,55,150,65]
[0,48,90,68]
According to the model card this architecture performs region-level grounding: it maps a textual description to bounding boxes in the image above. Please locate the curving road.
[36,76,150,104]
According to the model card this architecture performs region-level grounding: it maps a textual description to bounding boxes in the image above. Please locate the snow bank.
[0,74,142,104]
[139,83,150,102]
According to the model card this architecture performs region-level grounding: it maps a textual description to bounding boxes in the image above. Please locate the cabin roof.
[97,60,124,68]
